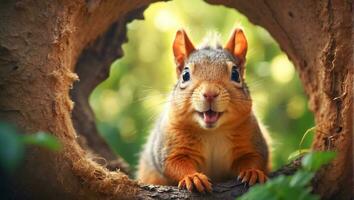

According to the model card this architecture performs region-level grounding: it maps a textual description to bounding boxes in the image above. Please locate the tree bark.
[0,0,352,199]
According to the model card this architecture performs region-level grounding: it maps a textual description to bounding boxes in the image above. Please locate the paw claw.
[178,172,212,193]
[238,169,267,185]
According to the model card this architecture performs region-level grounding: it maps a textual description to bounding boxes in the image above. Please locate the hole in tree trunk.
[72,0,314,179]
[1,0,351,199]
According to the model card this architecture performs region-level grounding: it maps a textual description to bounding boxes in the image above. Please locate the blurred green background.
[89,0,314,171]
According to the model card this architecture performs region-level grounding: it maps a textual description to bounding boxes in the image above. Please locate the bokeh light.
[271,54,295,83]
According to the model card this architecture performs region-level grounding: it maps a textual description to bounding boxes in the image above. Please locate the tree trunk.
[0,0,352,199]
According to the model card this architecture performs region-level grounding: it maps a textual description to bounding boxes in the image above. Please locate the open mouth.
[198,109,221,125]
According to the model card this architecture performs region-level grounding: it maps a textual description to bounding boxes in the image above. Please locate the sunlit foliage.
[89,0,314,170]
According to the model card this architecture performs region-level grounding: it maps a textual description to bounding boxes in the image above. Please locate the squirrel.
[137,28,270,193]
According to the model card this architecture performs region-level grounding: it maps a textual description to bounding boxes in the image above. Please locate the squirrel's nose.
[203,92,219,102]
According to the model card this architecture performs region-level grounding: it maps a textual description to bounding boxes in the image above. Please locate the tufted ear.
[173,29,195,76]
[224,28,248,64]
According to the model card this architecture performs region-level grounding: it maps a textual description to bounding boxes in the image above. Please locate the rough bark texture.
[69,5,148,175]
[0,0,352,199]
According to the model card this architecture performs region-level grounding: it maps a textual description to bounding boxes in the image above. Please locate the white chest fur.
[200,132,234,182]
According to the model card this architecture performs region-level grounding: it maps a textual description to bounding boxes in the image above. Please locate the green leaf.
[290,170,314,187]
[301,151,336,172]
[238,174,320,200]
[298,126,316,150]
[288,149,311,161]
[0,122,25,172]
[22,132,61,151]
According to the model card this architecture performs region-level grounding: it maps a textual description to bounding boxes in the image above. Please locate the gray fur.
[187,48,239,66]
[139,108,169,175]
[183,48,242,82]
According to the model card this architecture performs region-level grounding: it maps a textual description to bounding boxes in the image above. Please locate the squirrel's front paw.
[178,172,212,193]
[238,169,267,185]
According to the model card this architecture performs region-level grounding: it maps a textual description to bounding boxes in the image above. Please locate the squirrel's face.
[171,29,252,130]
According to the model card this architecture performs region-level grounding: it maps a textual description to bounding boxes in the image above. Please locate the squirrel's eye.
[182,68,190,82]
[231,66,240,83]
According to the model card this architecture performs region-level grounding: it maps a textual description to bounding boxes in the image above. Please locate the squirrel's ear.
[173,29,195,75]
[224,28,248,64]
